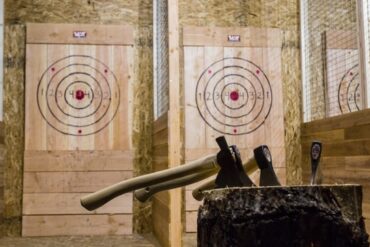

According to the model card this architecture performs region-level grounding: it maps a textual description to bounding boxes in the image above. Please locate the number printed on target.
[338,64,362,114]
[196,57,272,135]
[37,55,120,136]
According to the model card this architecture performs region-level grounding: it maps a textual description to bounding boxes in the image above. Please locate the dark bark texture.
[198,185,369,247]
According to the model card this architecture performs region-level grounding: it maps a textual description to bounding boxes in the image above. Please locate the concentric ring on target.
[195,57,272,135]
[338,64,361,114]
[36,55,120,136]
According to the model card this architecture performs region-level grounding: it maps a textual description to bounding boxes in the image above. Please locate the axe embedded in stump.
[254,145,281,186]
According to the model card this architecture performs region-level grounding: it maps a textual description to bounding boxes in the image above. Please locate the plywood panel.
[183,26,285,232]
[23,171,133,193]
[24,150,133,172]
[23,23,135,236]
[22,215,132,236]
[27,23,134,45]
[23,193,132,215]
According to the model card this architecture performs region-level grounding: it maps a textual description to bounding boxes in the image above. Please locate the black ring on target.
[219,82,249,110]
[36,55,120,136]
[354,84,361,111]
[195,57,272,135]
[64,81,95,110]
[212,74,258,118]
[52,69,105,120]
[338,64,360,114]
[205,67,265,126]
[47,69,111,125]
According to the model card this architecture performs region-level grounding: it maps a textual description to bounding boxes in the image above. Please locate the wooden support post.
[167,0,182,246]
[356,0,370,108]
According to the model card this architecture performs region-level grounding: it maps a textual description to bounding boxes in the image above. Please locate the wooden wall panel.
[183,27,286,232]
[152,113,171,247]
[23,23,134,236]
[301,108,370,233]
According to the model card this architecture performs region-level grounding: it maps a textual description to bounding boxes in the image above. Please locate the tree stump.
[198,185,369,247]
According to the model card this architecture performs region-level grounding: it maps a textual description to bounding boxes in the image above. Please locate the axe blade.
[254,145,281,186]
[310,141,322,185]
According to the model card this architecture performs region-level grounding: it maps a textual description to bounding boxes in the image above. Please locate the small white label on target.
[73,31,87,38]
[228,35,241,42]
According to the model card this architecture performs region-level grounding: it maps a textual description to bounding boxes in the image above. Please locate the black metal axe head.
[214,136,254,188]
[310,141,322,185]
[253,145,281,186]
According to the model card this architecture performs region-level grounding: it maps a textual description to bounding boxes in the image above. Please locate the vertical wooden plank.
[204,46,224,148]
[168,0,182,246]
[184,46,206,150]
[25,44,47,150]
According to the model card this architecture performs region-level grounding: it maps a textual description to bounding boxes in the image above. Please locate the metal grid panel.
[301,0,361,122]
[154,0,169,119]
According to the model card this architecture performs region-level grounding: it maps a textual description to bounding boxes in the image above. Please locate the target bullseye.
[37,55,120,136]
[230,91,239,101]
[195,57,272,135]
[76,90,85,100]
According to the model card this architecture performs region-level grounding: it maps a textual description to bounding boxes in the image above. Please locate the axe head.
[215,136,254,188]
[254,145,281,186]
[310,141,322,185]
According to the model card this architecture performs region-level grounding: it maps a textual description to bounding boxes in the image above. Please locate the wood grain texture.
[22,214,132,236]
[301,110,370,233]
[27,23,134,45]
[183,27,282,47]
[183,26,286,232]
[22,23,135,237]
[23,193,133,215]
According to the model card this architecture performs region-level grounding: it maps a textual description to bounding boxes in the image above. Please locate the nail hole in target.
[338,64,361,114]
[195,57,272,135]
[36,55,121,136]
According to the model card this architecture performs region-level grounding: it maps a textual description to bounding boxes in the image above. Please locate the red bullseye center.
[230,91,239,101]
[76,90,85,100]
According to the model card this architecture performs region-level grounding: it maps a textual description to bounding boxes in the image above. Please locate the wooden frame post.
[167,0,182,246]
[356,0,370,108]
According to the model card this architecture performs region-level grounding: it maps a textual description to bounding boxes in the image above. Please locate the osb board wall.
[179,0,302,192]
[152,113,171,247]
[3,0,153,236]
[22,23,134,236]
[304,0,357,120]
[301,108,370,233]
[182,26,286,232]
[0,122,5,237]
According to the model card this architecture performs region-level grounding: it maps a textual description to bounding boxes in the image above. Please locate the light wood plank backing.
[183,26,286,232]
[22,215,132,236]
[301,110,370,231]
[183,26,282,47]
[23,193,132,215]
[27,23,134,45]
[24,150,133,171]
[23,171,133,193]
[23,24,135,236]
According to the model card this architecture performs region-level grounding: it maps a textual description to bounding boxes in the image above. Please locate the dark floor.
[0,234,197,247]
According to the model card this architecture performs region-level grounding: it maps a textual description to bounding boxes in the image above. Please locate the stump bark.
[197,185,369,247]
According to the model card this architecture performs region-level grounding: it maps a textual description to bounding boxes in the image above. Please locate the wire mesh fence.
[301,0,367,122]
[154,0,169,119]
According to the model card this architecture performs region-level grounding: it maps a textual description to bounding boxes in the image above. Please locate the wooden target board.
[183,27,286,232]
[324,31,363,117]
[23,23,134,236]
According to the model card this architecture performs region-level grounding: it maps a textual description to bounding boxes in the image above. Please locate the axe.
[134,136,255,202]
[310,141,322,185]
[254,145,281,186]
